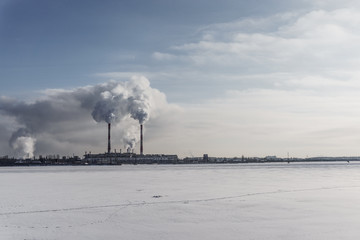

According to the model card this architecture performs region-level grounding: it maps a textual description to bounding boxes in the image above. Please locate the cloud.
[143,7,360,97]
[152,52,178,61]
[144,7,360,157]
[172,88,360,158]
[171,9,360,72]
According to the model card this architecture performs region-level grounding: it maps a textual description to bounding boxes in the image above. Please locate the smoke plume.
[123,125,139,151]
[91,76,152,124]
[9,128,36,158]
[0,76,173,157]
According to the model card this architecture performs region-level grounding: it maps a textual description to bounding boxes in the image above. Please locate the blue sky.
[0,0,306,100]
[2,0,360,158]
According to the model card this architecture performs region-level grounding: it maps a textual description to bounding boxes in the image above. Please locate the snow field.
[1,163,360,239]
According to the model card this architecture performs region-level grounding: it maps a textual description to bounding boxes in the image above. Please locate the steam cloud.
[91,76,151,124]
[123,125,139,151]
[0,76,170,158]
[10,128,36,158]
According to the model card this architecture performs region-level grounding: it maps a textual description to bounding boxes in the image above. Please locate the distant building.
[83,152,178,165]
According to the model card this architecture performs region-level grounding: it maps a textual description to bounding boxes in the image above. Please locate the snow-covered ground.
[1,163,360,239]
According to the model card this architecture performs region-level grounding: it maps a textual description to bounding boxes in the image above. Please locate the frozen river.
[1,163,360,239]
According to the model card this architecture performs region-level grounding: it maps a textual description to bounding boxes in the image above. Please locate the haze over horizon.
[1,0,360,158]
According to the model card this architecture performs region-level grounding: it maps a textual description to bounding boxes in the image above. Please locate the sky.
[1,0,360,158]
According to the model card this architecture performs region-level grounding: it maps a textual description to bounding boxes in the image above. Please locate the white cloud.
[152,52,177,61]
[143,7,360,157]
[162,8,360,77]
[172,88,360,158]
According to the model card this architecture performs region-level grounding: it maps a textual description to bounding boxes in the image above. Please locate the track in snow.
[1,185,359,216]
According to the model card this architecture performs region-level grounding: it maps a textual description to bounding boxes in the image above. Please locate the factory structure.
[83,152,178,165]
[83,123,178,164]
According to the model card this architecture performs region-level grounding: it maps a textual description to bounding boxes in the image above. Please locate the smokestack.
[140,124,143,155]
[108,123,111,154]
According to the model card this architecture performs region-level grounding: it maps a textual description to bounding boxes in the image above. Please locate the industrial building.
[83,152,178,165]
[83,122,178,164]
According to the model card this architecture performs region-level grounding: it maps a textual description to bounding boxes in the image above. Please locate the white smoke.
[11,136,36,159]
[122,125,139,151]
[91,76,152,124]
[8,128,36,159]
[0,76,173,157]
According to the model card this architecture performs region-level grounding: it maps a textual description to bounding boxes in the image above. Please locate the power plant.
[106,123,144,155]
[83,122,178,164]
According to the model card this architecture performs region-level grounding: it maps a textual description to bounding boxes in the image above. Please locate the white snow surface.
[1,163,360,239]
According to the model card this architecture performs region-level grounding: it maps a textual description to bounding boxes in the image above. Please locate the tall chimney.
[140,124,143,155]
[108,123,111,154]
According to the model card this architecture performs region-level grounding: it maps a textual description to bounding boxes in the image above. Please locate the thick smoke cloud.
[0,76,172,158]
[91,77,151,124]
